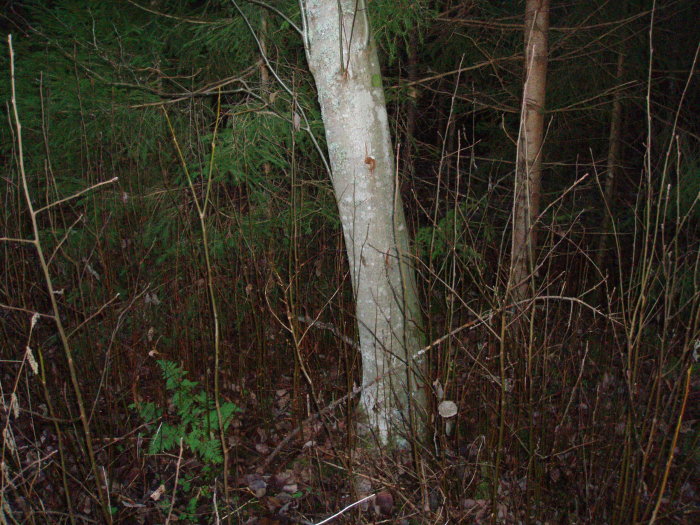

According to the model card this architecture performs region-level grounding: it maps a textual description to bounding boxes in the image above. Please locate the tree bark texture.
[511,0,550,302]
[300,0,425,447]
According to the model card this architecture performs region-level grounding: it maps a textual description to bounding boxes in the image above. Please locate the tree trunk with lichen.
[300,0,426,448]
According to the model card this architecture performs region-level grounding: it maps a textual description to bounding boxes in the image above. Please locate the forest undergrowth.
[1,1,698,524]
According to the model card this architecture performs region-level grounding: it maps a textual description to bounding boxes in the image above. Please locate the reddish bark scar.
[365,155,376,174]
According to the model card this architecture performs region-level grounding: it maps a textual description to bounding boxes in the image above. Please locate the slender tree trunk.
[595,51,625,278]
[510,0,550,302]
[404,30,419,179]
[300,0,426,447]
[259,9,272,179]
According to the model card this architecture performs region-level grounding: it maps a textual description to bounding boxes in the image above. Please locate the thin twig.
[312,493,376,525]
[165,438,185,525]
[34,177,118,215]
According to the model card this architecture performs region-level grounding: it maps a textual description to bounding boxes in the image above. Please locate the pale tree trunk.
[594,51,625,278]
[510,0,550,302]
[300,0,426,447]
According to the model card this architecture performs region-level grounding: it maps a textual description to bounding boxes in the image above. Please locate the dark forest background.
[1,0,698,523]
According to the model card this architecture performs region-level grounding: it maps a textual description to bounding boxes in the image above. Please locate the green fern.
[135,359,241,465]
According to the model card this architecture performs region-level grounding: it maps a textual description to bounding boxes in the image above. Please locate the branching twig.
[7,34,112,524]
